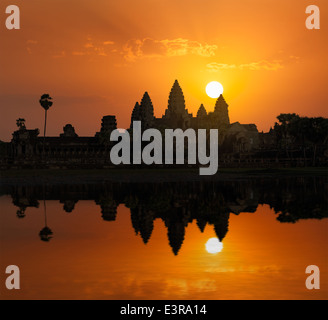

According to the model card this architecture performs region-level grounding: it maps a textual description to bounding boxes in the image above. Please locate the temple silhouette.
[131,80,231,132]
[0,80,327,168]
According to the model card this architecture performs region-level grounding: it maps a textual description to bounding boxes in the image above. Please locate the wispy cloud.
[71,37,115,57]
[207,60,284,72]
[26,40,38,55]
[206,63,237,70]
[26,40,38,45]
[103,41,115,45]
[207,55,301,72]
[123,38,218,61]
[31,36,217,62]
[52,51,66,59]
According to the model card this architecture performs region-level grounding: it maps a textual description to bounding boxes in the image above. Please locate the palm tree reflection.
[16,207,26,219]
[39,199,53,242]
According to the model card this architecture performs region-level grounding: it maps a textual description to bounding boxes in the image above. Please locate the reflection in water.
[39,199,53,242]
[2,176,327,255]
[1,175,328,300]
[205,238,223,254]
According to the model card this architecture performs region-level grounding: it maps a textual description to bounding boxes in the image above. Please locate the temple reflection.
[2,176,327,254]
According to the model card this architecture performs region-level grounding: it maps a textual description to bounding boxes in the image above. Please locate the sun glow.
[206,81,224,99]
[205,237,223,254]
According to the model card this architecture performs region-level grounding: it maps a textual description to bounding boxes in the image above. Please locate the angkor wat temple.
[1,80,327,168]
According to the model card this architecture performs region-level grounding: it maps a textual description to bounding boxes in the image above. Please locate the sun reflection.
[205,237,223,254]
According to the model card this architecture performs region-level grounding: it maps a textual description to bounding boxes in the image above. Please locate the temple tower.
[167,220,185,256]
[163,80,191,129]
[168,80,186,114]
[130,102,141,129]
[60,124,78,138]
[95,115,117,142]
[139,92,154,130]
[100,116,117,133]
[213,95,230,126]
[138,208,154,244]
[197,104,207,128]
[197,104,207,118]
[213,212,230,242]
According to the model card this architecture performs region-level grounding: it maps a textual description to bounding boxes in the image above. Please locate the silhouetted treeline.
[274,113,328,165]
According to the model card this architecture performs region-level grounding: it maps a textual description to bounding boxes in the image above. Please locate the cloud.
[71,38,115,57]
[162,38,217,57]
[52,51,66,59]
[26,40,38,55]
[123,38,217,61]
[72,51,87,56]
[206,63,237,71]
[207,60,284,72]
[46,36,217,62]
[84,42,94,49]
[48,36,218,62]
[206,54,301,72]
[239,60,284,71]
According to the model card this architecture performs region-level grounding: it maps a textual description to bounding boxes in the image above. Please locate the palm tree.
[39,199,53,242]
[16,118,26,130]
[39,94,53,154]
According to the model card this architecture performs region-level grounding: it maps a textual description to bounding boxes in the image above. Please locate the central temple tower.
[162,80,192,129]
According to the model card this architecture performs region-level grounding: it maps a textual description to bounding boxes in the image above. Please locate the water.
[0,177,327,299]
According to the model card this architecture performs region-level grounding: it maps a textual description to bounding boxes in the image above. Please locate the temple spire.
[130,102,141,129]
[197,104,207,118]
[213,95,230,126]
[167,80,186,114]
[140,92,154,130]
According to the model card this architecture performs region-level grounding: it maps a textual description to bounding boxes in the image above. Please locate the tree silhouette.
[16,118,26,130]
[39,94,53,154]
[306,117,328,165]
[39,199,53,242]
[39,226,53,242]
[274,113,299,158]
[16,207,26,219]
[274,113,328,164]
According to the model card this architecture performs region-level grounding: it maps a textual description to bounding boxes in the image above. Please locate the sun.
[205,237,223,254]
[206,81,224,99]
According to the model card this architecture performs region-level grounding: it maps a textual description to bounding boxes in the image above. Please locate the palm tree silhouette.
[16,118,26,130]
[39,94,53,154]
[16,207,26,219]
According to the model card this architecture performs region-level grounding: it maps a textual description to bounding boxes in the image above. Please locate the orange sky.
[1,0,327,141]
